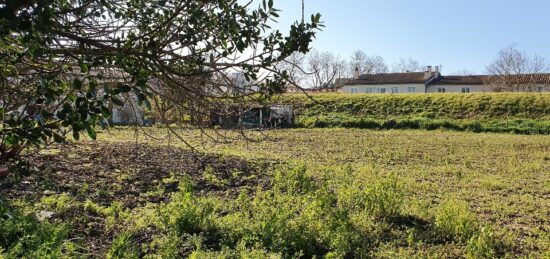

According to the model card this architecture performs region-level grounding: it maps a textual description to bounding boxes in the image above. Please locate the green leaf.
[72,130,80,141]
[116,84,132,93]
[72,79,82,90]
[86,125,97,140]
[53,133,64,143]
[112,98,124,106]
[101,106,111,117]
[99,118,108,129]
[79,62,89,73]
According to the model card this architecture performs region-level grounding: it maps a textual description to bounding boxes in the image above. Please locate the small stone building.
[110,94,146,125]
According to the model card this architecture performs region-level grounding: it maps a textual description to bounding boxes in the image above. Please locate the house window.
[391,87,399,93]
[351,87,359,94]
[537,86,544,92]
[378,88,387,93]
[437,88,446,93]
[461,87,470,93]
[365,88,373,93]
[407,87,416,93]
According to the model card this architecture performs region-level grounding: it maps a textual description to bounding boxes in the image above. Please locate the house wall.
[487,84,550,92]
[111,94,145,125]
[533,85,550,92]
[112,105,145,125]
[426,84,492,93]
[340,84,426,94]
[340,83,550,94]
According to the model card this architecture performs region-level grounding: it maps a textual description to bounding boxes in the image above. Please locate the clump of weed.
[143,230,181,259]
[434,199,479,242]
[0,198,76,258]
[83,200,126,231]
[336,171,405,221]
[106,231,139,259]
[84,200,123,217]
[465,226,498,258]
[203,166,229,188]
[39,193,77,213]
[189,243,281,259]
[162,178,218,237]
[433,198,502,257]
[273,164,316,194]
[364,173,404,219]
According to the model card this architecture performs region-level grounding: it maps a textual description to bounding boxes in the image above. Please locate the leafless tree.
[305,50,346,90]
[449,69,476,76]
[275,52,307,91]
[349,50,388,75]
[333,56,350,88]
[486,44,549,91]
[391,57,424,73]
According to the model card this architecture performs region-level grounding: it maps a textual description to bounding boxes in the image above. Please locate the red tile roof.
[484,73,550,85]
[342,72,550,87]
[347,72,427,85]
[431,75,488,85]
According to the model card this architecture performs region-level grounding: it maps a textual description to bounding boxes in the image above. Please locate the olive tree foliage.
[486,44,549,91]
[0,0,322,164]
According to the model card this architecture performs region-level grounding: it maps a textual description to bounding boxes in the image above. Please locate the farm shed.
[212,105,294,128]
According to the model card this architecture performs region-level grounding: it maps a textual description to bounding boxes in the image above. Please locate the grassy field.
[1,127,549,258]
[278,93,550,119]
[273,93,550,134]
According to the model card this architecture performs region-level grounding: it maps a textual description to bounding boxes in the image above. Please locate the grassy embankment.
[274,93,550,134]
[1,128,548,258]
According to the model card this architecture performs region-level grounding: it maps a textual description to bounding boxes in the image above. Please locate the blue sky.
[267,0,550,74]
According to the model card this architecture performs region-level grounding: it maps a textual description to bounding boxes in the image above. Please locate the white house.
[340,71,428,94]
[339,66,549,94]
[425,75,492,93]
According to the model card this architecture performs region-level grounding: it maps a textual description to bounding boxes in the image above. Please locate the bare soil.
[0,141,268,256]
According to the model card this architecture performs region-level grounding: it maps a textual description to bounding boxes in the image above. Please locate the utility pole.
[301,0,304,23]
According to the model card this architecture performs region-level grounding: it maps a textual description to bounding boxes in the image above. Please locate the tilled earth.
[0,141,270,256]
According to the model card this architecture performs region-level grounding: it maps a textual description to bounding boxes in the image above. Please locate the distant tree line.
[277,50,425,91]
[486,44,549,92]
[282,44,549,91]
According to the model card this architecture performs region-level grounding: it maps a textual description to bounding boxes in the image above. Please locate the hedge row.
[295,115,550,135]
[276,93,550,120]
